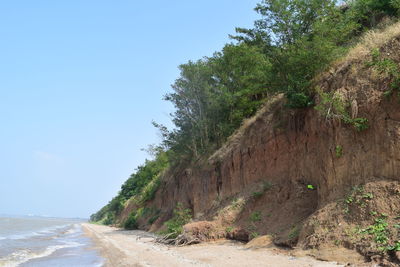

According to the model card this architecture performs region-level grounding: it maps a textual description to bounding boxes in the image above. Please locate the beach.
[82,223,343,267]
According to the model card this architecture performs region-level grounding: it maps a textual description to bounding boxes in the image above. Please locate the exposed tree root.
[155,232,201,246]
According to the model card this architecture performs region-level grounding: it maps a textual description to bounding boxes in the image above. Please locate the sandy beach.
[82,223,344,267]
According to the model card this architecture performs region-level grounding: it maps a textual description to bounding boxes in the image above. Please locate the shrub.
[286,91,314,109]
[148,214,160,225]
[351,117,369,131]
[102,213,114,225]
[367,48,400,97]
[348,0,400,29]
[139,175,161,203]
[124,212,138,230]
[162,203,192,238]
[315,87,369,131]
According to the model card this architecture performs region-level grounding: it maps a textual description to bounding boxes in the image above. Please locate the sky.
[0,0,260,218]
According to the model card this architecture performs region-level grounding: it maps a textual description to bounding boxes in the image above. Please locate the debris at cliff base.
[300,180,400,266]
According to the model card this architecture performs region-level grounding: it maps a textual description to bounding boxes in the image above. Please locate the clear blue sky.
[0,0,260,218]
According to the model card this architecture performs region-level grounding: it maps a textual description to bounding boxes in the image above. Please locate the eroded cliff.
[119,24,400,265]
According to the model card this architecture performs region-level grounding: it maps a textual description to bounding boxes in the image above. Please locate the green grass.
[252,191,264,198]
[343,185,374,213]
[262,181,273,191]
[250,232,259,239]
[250,211,262,222]
[360,215,389,246]
[387,241,400,251]
[288,226,300,240]
[252,181,273,199]
[225,226,234,233]
[335,145,343,158]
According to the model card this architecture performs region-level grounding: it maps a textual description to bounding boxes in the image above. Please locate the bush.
[124,212,138,230]
[148,214,160,225]
[102,213,114,225]
[367,48,400,96]
[315,88,369,131]
[139,175,161,203]
[161,203,192,238]
[286,91,314,108]
[348,0,400,29]
[351,117,369,131]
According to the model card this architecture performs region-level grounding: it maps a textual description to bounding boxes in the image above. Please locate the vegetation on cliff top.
[90,0,400,227]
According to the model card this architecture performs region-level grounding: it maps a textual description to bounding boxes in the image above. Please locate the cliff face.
[148,38,400,220]
[119,31,400,264]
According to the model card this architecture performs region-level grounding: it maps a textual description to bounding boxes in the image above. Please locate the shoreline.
[82,223,346,267]
[82,223,128,267]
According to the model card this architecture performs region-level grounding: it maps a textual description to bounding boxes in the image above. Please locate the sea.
[0,216,104,267]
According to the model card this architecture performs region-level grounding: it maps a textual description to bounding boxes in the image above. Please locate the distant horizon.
[0,0,260,218]
[0,213,88,220]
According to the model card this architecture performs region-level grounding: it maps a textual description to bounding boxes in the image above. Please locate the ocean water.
[0,216,104,267]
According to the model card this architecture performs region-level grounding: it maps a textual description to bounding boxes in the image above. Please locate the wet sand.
[82,223,343,267]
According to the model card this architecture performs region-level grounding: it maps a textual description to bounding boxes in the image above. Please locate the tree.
[346,0,400,28]
[163,60,214,159]
[246,0,341,46]
[209,43,272,139]
[233,0,356,107]
[156,44,272,162]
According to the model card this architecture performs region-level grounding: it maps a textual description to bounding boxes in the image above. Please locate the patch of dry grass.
[213,197,246,224]
[341,20,400,64]
[209,94,285,162]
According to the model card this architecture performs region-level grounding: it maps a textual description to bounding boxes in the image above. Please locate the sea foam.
[0,241,82,267]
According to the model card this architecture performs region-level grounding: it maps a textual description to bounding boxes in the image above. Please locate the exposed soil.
[300,180,400,266]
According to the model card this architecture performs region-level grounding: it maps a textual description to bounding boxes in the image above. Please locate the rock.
[244,235,274,249]
[306,247,365,264]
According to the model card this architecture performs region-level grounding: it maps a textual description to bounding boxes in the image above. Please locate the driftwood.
[155,232,201,246]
